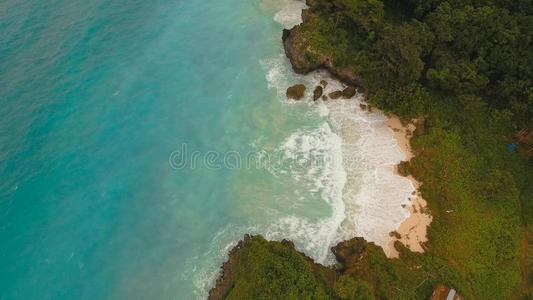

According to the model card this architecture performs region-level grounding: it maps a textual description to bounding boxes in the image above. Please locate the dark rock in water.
[360,103,367,111]
[328,90,343,100]
[320,80,328,87]
[322,95,328,101]
[342,86,357,99]
[286,84,306,100]
[313,85,323,101]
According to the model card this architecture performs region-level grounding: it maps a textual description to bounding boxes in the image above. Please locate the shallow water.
[0,1,413,299]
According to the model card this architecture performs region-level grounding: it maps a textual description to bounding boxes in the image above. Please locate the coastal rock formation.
[342,86,357,99]
[282,23,362,87]
[208,235,249,300]
[208,235,335,300]
[313,85,323,101]
[331,237,369,269]
[282,28,323,74]
[328,90,343,100]
[286,84,306,100]
[320,80,328,87]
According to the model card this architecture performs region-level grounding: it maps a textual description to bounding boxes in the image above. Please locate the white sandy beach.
[386,116,432,258]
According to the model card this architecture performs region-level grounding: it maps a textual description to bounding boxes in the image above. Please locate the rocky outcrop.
[286,84,306,100]
[342,86,357,99]
[327,64,363,88]
[328,91,343,100]
[208,235,252,300]
[282,19,363,87]
[331,237,369,269]
[282,28,324,74]
[208,235,336,299]
[313,85,323,101]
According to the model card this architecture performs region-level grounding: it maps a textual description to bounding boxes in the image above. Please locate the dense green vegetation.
[221,237,334,299]
[297,0,532,298]
[211,1,532,299]
[302,0,532,129]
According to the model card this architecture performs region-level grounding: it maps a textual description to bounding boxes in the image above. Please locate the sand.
[385,115,432,258]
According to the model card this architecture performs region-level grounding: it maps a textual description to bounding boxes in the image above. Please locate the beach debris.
[430,285,463,300]
[313,85,323,101]
[286,84,306,100]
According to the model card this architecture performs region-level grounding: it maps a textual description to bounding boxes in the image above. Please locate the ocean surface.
[0,1,414,299]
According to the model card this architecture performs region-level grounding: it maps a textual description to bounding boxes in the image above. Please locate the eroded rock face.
[313,85,323,101]
[331,237,369,269]
[327,64,363,88]
[208,235,253,300]
[283,21,363,87]
[286,84,306,100]
[282,27,323,74]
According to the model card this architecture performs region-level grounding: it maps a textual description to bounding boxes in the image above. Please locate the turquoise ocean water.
[1,0,416,298]
[0,0,347,298]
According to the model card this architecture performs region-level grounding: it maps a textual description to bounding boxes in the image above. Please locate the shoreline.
[385,115,432,258]
[280,0,432,259]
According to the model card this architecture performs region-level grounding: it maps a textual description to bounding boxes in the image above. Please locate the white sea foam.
[195,2,416,297]
[261,27,415,257]
[261,0,308,29]
[326,98,414,253]
[265,122,346,263]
